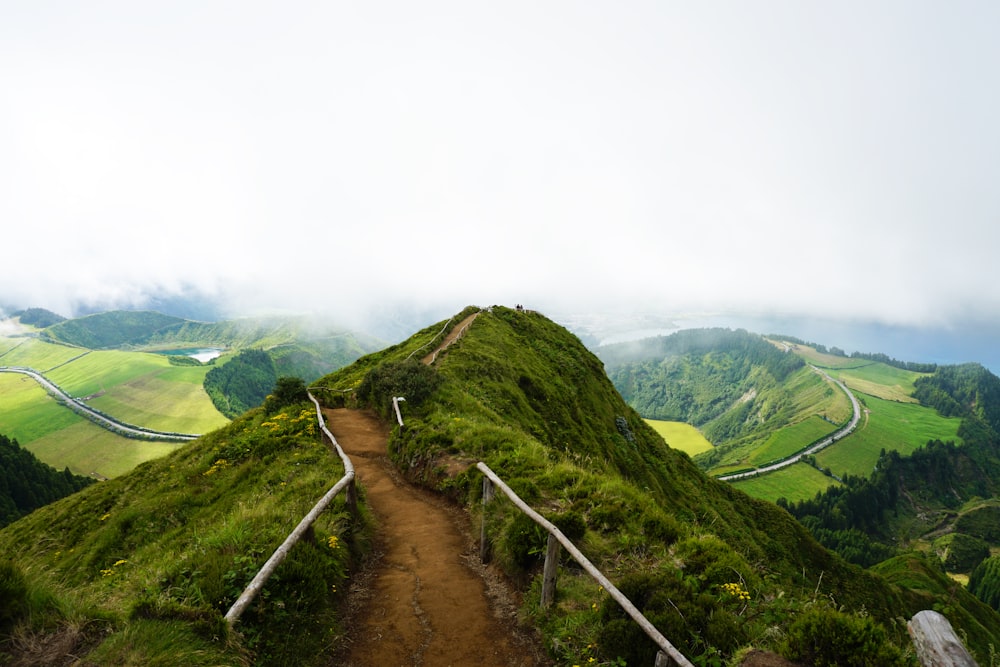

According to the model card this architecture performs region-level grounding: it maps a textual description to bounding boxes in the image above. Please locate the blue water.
[152,348,224,363]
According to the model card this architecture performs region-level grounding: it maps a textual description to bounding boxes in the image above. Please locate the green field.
[644,419,713,456]
[0,337,87,370]
[730,461,841,504]
[749,415,835,466]
[831,363,924,403]
[816,393,963,477]
[0,374,180,477]
[0,334,229,477]
[45,350,228,433]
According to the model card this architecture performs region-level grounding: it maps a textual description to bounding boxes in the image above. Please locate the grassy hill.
[313,307,999,663]
[3,306,999,665]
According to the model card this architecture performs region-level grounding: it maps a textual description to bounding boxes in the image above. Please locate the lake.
[153,348,224,363]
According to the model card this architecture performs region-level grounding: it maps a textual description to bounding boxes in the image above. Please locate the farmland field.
[9,345,227,433]
[748,415,836,466]
[27,420,182,478]
[730,461,841,504]
[0,373,80,442]
[816,392,963,477]
[829,363,924,403]
[0,333,228,476]
[644,419,713,456]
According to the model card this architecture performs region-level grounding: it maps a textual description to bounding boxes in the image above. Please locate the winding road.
[0,365,200,442]
[718,366,861,482]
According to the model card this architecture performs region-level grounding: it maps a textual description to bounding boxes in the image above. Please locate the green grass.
[0,337,86,370]
[0,334,229,476]
[644,419,713,456]
[749,415,835,466]
[0,400,364,665]
[830,363,924,403]
[816,393,963,478]
[731,462,841,504]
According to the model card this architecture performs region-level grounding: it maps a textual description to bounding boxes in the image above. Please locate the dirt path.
[421,312,479,365]
[324,407,547,666]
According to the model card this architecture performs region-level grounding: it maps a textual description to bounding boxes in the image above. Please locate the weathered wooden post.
[345,476,358,517]
[908,610,978,667]
[480,475,494,563]
[540,533,560,607]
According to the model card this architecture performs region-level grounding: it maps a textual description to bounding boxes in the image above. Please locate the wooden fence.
[224,392,356,626]
[477,462,695,667]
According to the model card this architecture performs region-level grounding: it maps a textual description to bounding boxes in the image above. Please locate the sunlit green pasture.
[644,419,713,456]
[816,393,963,478]
[789,345,865,369]
[749,415,835,466]
[0,373,80,442]
[27,421,182,478]
[43,350,228,434]
[785,366,853,425]
[830,363,924,403]
[730,462,841,504]
[0,337,86,370]
[0,373,183,477]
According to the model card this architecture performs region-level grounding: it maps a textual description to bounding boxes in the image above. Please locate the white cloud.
[1,2,999,331]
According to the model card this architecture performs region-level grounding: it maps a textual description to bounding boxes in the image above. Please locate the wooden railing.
[477,462,695,667]
[224,392,356,626]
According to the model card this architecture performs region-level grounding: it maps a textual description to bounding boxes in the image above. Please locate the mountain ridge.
[2,306,998,664]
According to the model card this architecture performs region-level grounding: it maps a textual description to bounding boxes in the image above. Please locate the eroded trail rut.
[324,407,545,667]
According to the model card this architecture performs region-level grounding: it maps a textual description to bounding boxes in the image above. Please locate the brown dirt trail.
[323,407,546,666]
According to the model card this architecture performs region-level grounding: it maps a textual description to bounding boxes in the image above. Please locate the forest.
[203,348,278,419]
[0,433,93,528]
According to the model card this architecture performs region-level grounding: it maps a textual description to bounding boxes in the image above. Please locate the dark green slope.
[314,307,1000,663]
[598,329,810,453]
[43,310,187,348]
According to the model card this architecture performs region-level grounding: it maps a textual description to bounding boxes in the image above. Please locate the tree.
[264,376,309,412]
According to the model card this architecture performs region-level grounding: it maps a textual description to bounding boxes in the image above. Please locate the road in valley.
[0,365,200,441]
[718,366,861,482]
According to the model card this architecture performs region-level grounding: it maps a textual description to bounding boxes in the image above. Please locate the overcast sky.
[2,2,999,334]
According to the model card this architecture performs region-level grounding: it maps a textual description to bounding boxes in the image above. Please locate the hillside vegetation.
[599,330,852,475]
[0,388,360,666]
[5,307,1000,664]
[313,307,999,664]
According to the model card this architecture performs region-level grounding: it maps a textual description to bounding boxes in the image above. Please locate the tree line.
[203,348,278,419]
[0,433,94,528]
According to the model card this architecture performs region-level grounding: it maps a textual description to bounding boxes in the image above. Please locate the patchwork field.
[816,392,963,477]
[0,334,228,476]
[730,461,841,504]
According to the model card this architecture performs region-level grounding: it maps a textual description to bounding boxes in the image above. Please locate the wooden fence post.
[541,532,560,607]
[908,610,978,667]
[345,477,358,517]
[480,476,494,563]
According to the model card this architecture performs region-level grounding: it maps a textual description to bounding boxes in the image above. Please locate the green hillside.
[313,307,998,663]
[3,307,998,665]
[43,310,189,348]
[599,330,853,474]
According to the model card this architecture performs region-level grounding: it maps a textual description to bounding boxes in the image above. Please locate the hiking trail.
[325,310,548,666]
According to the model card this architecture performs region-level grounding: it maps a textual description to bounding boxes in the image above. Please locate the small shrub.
[781,605,912,666]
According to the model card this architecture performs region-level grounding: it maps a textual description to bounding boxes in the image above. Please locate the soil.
[323,407,550,667]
